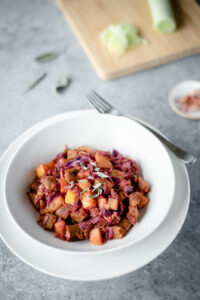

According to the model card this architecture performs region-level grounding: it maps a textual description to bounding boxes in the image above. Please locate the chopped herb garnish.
[78,179,88,182]
[88,188,102,198]
[80,188,90,197]
[92,182,102,191]
[96,172,109,178]
[95,167,100,171]
[68,181,74,188]
[87,176,93,179]
[80,162,89,170]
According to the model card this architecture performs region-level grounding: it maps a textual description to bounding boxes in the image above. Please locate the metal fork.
[86,90,196,164]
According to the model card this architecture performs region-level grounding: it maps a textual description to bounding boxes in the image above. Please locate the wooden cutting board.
[57,0,200,80]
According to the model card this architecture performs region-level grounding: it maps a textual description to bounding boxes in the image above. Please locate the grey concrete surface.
[0,0,200,299]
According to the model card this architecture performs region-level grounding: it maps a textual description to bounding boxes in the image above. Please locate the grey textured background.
[0,0,200,299]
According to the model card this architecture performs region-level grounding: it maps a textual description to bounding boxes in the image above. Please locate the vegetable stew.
[27,146,150,246]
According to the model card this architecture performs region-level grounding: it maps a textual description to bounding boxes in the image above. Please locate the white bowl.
[4,110,175,254]
[169,80,200,119]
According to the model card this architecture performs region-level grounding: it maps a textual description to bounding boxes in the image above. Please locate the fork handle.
[125,114,196,164]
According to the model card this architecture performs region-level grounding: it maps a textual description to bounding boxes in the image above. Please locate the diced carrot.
[65,190,76,205]
[89,228,104,245]
[81,191,97,209]
[36,162,55,178]
[95,152,112,169]
[77,180,91,190]
[108,197,119,210]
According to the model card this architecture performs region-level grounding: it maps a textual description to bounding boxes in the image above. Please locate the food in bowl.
[27,145,150,246]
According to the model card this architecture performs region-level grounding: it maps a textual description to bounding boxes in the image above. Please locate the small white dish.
[169,80,200,119]
[4,110,175,254]
[0,123,190,280]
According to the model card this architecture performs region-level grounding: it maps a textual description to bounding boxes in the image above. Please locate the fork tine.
[88,93,108,112]
[86,94,104,113]
[91,90,112,110]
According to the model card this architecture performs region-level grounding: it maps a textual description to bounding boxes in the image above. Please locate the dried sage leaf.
[35,52,62,63]
[54,76,70,94]
[24,72,47,94]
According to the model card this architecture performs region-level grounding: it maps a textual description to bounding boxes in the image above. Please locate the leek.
[148,0,176,33]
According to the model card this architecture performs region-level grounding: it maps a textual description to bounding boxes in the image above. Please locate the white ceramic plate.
[169,80,200,119]
[0,116,190,280]
[4,110,175,254]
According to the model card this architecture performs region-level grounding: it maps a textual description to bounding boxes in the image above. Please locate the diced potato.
[95,179,113,194]
[42,213,57,229]
[64,169,77,184]
[118,218,131,232]
[36,162,55,178]
[110,169,124,178]
[60,177,68,193]
[138,176,150,193]
[40,200,45,209]
[77,180,91,190]
[112,226,126,239]
[89,228,104,245]
[95,152,112,169]
[98,196,109,210]
[77,169,91,180]
[55,204,71,219]
[67,150,78,160]
[42,176,57,192]
[56,158,68,166]
[129,192,140,207]
[65,190,76,205]
[126,206,139,225]
[54,219,66,239]
[81,191,97,209]
[77,145,95,154]
[129,192,149,209]
[40,195,64,214]
[137,193,150,209]
[65,224,85,241]
[30,181,39,192]
[108,197,119,210]
[119,191,126,201]
[70,209,88,223]
[28,192,40,210]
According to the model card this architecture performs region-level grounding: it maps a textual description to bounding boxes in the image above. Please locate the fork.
[86,90,196,164]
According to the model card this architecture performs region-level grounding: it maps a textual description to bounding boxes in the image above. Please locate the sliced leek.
[100,24,147,56]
